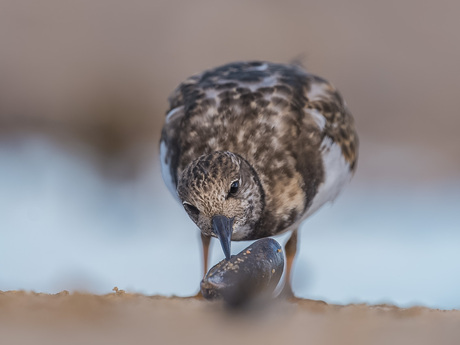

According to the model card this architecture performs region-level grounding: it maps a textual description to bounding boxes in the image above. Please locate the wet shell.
[200,238,284,306]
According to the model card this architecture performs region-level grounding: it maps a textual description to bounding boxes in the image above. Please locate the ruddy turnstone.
[160,61,358,295]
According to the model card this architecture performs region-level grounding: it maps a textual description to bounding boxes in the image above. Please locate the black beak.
[212,215,234,260]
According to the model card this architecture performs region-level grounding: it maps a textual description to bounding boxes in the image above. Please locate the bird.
[160,61,358,296]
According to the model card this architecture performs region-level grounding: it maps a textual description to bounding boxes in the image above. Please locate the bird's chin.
[208,231,243,241]
[201,226,250,240]
[208,232,218,239]
[231,226,251,241]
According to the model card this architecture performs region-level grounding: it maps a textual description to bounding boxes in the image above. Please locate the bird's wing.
[167,74,202,112]
[161,62,359,194]
[160,105,185,200]
[302,77,359,172]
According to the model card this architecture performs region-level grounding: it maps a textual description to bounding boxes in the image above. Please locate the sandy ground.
[1,291,458,345]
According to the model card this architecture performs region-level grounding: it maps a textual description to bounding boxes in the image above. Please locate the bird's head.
[177,151,264,260]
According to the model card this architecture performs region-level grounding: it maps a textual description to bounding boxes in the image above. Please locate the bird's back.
[161,61,358,237]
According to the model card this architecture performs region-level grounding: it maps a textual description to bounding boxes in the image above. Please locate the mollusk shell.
[200,238,284,305]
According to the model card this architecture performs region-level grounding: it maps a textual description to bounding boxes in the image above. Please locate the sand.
[1,290,458,345]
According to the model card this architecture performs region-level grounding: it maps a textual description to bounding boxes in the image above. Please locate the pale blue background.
[1,137,459,310]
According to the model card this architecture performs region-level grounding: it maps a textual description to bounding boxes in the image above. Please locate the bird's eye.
[183,203,200,219]
[228,180,239,197]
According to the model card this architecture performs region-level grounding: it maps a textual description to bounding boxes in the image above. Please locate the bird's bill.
[211,215,234,260]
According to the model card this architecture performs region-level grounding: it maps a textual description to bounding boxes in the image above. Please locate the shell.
[200,238,284,306]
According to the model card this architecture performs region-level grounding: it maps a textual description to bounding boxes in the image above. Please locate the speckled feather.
[160,61,358,240]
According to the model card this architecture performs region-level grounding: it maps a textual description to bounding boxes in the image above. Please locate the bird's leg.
[200,233,211,277]
[281,229,298,299]
[194,233,211,299]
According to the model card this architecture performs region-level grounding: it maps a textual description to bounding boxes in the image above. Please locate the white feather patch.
[303,137,352,219]
[160,140,180,202]
[306,82,328,101]
[307,108,326,131]
[166,106,183,123]
[252,63,268,71]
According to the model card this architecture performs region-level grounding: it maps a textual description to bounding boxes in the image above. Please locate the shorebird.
[160,61,358,296]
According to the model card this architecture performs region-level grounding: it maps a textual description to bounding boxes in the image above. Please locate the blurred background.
[1,0,459,310]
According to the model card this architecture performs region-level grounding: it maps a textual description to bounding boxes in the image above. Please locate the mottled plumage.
[160,61,358,289]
